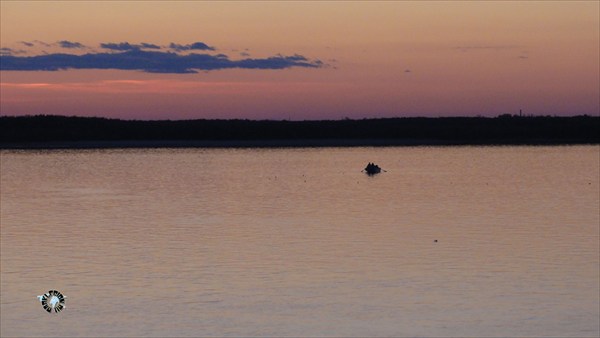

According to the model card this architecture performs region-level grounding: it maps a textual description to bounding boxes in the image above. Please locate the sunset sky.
[1,1,598,120]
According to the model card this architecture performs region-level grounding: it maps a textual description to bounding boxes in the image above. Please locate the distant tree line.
[0,114,598,147]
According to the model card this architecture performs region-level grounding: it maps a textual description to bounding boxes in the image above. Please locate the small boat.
[364,162,382,175]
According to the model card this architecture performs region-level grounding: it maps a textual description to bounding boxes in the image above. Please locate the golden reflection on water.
[1,146,598,336]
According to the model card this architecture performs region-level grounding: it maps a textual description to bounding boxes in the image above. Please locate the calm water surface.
[1,146,598,337]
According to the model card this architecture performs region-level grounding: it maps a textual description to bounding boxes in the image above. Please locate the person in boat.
[365,162,380,173]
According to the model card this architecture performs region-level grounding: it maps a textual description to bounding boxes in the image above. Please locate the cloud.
[1,48,14,55]
[20,41,34,47]
[100,42,140,51]
[34,40,52,47]
[100,42,163,51]
[0,48,11,55]
[140,42,161,49]
[0,49,325,73]
[0,47,26,56]
[58,40,85,49]
[169,42,215,51]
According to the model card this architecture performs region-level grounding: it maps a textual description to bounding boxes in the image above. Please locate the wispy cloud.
[1,82,53,88]
[0,48,325,73]
[0,79,334,96]
[58,40,85,49]
[0,47,26,56]
[100,42,143,51]
[140,42,161,50]
[99,42,163,51]
[34,40,52,47]
[169,42,215,52]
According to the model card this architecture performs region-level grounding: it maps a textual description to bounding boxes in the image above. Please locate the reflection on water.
[1,146,598,337]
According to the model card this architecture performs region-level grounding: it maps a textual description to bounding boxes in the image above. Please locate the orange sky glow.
[1,1,598,120]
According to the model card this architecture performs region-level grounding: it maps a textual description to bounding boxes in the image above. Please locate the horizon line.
[2,113,598,123]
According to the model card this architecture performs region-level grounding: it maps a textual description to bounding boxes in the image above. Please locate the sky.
[1,1,598,120]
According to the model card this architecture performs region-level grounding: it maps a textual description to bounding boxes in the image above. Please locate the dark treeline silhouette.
[1,114,598,148]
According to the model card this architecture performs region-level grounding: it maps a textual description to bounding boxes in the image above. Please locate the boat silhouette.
[364,162,383,175]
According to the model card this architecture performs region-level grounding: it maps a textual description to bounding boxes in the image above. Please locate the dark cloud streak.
[1,47,27,56]
[100,42,162,51]
[140,42,161,49]
[100,42,140,51]
[0,49,324,73]
[169,42,215,51]
[59,40,85,49]
[34,40,52,47]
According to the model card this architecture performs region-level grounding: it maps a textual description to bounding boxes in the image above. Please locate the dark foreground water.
[1,146,598,337]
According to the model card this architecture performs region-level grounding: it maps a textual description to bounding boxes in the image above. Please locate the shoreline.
[2,138,597,150]
[2,115,598,149]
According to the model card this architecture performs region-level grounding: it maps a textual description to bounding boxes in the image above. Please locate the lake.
[1,146,598,337]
